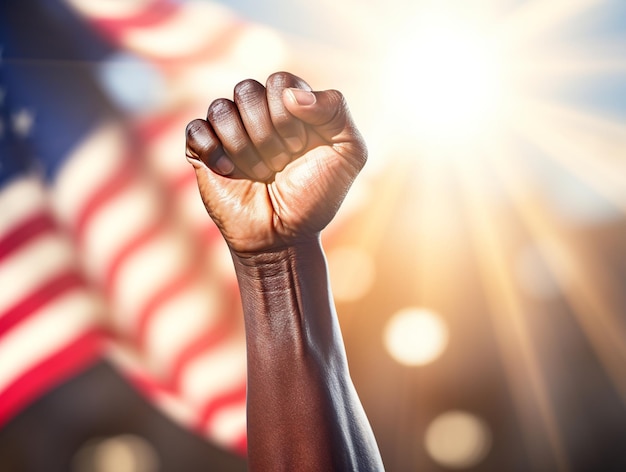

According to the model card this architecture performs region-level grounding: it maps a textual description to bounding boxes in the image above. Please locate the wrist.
[229,236,323,276]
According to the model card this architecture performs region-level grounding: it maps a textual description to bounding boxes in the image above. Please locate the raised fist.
[185,71,366,255]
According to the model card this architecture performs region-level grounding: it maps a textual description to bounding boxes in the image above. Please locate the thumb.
[282,88,358,144]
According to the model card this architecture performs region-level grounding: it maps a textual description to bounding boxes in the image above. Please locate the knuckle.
[319,89,349,130]
[327,89,347,121]
[234,79,263,100]
[185,119,205,142]
[352,132,368,171]
[329,89,346,108]
[266,71,290,88]
[234,80,265,113]
[357,146,368,169]
[267,71,308,90]
[207,98,234,123]
[185,120,215,155]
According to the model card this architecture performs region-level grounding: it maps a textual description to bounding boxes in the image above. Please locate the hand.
[185,71,366,255]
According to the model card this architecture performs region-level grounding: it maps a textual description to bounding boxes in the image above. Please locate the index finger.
[185,118,236,176]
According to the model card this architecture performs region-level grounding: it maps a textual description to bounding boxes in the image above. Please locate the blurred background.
[1,0,625,471]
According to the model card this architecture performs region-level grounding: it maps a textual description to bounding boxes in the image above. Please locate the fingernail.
[216,155,235,175]
[284,136,303,153]
[271,152,290,171]
[252,161,272,180]
[287,88,316,106]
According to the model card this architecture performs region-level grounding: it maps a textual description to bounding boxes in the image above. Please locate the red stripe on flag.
[74,161,136,248]
[167,313,238,390]
[0,212,56,262]
[0,329,105,428]
[0,271,85,338]
[195,381,247,430]
[232,433,248,456]
[171,170,198,195]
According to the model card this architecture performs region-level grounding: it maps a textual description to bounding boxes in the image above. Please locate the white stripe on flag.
[52,123,129,225]
[0,178,47,235]
[0,290,104,393]
[144,280,222,376]
[0,234,75,315]
[179,334,247,407]
[80,179,163,282]
[204,402,247,449]
[110,228,192,334]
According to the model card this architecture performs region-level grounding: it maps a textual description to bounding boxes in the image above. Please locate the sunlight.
[303,0,626,469]
[510,98,626,219]
[379,8,507,149]
[484,138,626,405]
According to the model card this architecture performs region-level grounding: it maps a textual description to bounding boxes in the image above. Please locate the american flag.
[0,0,296,465]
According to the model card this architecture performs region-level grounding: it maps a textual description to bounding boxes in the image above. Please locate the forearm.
[232,238,384,471]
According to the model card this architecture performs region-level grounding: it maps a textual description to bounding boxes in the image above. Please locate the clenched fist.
[185,71,366,255]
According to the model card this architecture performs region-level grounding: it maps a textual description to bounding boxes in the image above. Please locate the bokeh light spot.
[383,308,448,366]
[424,411,492,469]
[72,434,159,472]
[97,52,166,112]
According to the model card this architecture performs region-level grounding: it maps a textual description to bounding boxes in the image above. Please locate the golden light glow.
[230,26,288,79]
[60,0,626,469]
[327,246,376,302]
[383,307,448,366]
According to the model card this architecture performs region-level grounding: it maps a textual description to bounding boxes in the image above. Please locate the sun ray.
[505,41,626,98]
[521,40,626,79]
[454,147,570,472]
[358,158,414,255]
[326,150,415,258]
[508,97,626,214]
[483,135,626,405]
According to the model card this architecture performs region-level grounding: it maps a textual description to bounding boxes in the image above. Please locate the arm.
[235,241,382,471]
[185,71,384,471]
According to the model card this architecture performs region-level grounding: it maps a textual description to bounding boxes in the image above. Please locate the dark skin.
[185,71,384,471]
